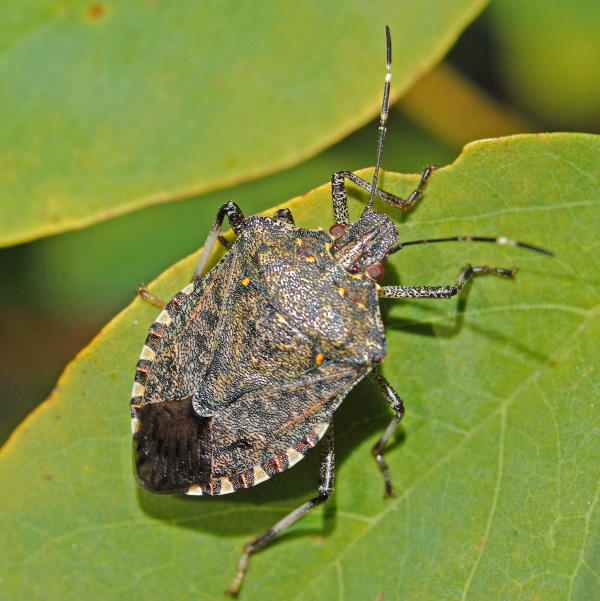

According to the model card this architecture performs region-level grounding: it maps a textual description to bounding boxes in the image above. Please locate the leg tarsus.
[371,426,400,498]
[135,284,166,309]
[403,164,437,207]
[227,427,335,597]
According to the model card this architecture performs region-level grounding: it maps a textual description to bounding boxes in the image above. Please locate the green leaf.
[2,133,599,601]
[0,0,486,247]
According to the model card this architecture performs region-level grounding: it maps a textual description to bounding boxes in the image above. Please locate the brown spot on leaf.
[87,4,107,20]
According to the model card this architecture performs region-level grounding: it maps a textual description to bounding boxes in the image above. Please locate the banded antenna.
[364,25,392,214]
[389,235,554,257]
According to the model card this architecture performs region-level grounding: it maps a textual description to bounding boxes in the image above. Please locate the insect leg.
[135,283,166,309]
[193,201,245,281]
[217,235,233,250]
[380,264,517,299]
[331,166,435,224]
[369,367,404,498]
[227,427,335,597]
[273,208,296,225]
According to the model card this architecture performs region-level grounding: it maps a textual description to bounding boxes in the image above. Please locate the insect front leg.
[331,166,435,224]
[227,427,335,598]
[369,367,405,498]
[193,201,246,280]
[380,264,517,300]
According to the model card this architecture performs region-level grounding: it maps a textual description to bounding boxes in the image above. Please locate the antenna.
[364,25,392,214]
[388,235,554,257]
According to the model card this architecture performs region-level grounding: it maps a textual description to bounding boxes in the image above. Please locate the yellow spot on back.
[305,256,316,263]
[338,287,346,297]
[241,277,250,286]
[296,238,303,246]
[315,353,325,365]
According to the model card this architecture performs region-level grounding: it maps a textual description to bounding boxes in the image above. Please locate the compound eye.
[349,264,360,274]
[366,263,385,281]
[329,223,346,238]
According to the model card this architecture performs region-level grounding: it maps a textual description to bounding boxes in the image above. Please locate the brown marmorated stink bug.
[130,26,552,596]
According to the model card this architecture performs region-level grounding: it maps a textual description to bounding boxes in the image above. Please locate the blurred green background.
[1,0,599,444]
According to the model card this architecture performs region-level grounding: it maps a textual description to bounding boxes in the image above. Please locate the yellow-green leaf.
[2,133,599,601]
[0,0,487,247]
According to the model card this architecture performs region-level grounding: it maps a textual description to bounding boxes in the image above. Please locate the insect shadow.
[381,261,551,364]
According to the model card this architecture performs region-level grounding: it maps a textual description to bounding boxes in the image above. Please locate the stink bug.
[130,26,552,596]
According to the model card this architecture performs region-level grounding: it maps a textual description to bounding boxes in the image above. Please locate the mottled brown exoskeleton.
[130,27,551,596]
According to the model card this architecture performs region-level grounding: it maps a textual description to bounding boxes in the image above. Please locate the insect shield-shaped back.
[131,215,391,496]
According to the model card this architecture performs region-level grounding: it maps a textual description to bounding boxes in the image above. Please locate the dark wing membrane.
[134,397,212,493]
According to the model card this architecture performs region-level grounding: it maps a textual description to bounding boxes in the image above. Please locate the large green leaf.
[2,133,599,601]
[0,0,486,247]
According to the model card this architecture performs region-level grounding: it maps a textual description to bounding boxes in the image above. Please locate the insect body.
[130,26,551,596]
[132,211,391,496]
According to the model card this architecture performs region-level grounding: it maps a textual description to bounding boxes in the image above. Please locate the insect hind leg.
[331,166,435,225]
[227,427,335,597]
[369,367,405,498]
